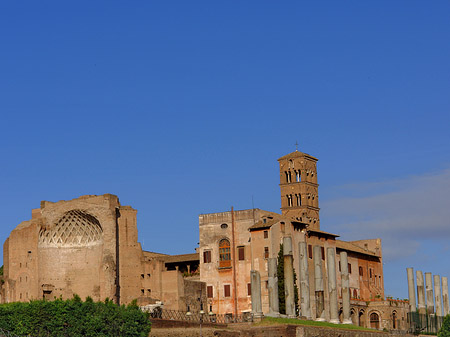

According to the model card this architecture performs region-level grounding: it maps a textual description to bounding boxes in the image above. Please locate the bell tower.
[278,148,320,229]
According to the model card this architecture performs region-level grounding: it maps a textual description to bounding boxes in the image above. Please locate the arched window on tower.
[296,194,301,206]
[288,171,292,183]
[296,170,301,182]
[287,195,293,207]
[219,239,231,268]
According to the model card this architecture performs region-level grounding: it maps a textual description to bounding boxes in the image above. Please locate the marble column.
[267,258,279,316]
[340,251,351,324]
[327,247,339,324]
[416,271,426,314]
[442,277,449,316]
[434,275,443,317]
[425,272,434,314]
[299,241,311,319]
[407,268,417,312]
[251,270,263,317]
[313,245,325,321]
[283,237,296,317]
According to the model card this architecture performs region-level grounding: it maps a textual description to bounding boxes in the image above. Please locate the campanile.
[278,149,320,229]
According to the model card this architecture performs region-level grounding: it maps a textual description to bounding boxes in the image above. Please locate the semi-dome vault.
[39,210,103,247]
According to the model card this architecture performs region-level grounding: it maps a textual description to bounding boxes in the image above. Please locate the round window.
[221,223,228,229]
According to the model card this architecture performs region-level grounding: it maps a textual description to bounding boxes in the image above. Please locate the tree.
[277,244,299,315]
[438,315,450,337]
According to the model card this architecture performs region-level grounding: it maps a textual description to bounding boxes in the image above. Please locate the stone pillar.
[327,247,339,324]
[298,241,311,319]
[425,272,434,314]
[313,245,325,321]
[434,275,443,317]
[251,270,263,317]
[283,237,296,317]
[417,271,426,314]
[442,277,449,316]
[340,251,351,324]
[407,268,417,312]
[267,258,279,316]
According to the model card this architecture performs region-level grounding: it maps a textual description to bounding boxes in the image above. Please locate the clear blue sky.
[1,1,449,300]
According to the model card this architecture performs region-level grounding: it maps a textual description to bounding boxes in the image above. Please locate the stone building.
[0,194,204,311]
[199,149,409,330]
[0,149,410,330]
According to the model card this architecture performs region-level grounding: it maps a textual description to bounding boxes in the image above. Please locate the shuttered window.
[224,285,231,297]
[238,246,245,261]
[203,250,211,263]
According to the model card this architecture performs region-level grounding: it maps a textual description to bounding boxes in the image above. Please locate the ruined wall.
[1,194,144,305]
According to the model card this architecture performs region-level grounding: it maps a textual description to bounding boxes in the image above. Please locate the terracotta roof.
[163,253,199,264]
[249,217,280,230]
[335,240,379,257]
[278,150,318,161]
[307,228,339,238]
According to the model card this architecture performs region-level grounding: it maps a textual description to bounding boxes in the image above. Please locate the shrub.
[438,315,450,337]
[0,296,151,337]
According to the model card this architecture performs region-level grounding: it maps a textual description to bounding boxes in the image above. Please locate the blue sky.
[1,1,449,300]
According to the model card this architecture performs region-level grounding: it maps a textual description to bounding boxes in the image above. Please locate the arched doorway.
[392,311,397,329]
[370,312,380,329]
[359,310,366,327]
[350,308,358,325]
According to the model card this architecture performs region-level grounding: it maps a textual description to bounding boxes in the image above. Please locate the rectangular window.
[247,283,251,296]
[321,247,325,260]
[338,261,341,272]
[224,284,231,297]
[369,268,372,278]
[203,250,211,263]
[264,247,269,259]
[207,286,213,298]
[238,246,245,261]
[359,266,363,276]
[348,263,352,274]
[264,230,268,239]
[308,245,312,259]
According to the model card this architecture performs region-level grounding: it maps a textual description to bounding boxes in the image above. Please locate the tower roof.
[277,150,318,162]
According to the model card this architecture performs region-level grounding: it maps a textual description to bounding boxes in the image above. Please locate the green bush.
[0,296,151,337]
[438,315,450,337]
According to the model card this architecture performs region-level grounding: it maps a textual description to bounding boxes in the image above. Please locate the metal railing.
[407,312,444,335]
[150,308,253,324]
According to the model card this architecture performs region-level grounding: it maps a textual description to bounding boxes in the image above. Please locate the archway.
[392,311,397,329]
[359,309,366,327]
[370,312,380,329]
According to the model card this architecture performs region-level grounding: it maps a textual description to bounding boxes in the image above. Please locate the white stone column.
[407,268,417,312]
[251,270,263,317]
[283,237,296,317]
[434,275,443,317]
[417,271,426,314]
[425,272,434,314]
[314,245,325,321]
[267,258,279,316]
[327,247,339,324]
[442,277,449,316]
[340,251,351,324]
[298,241,311,319]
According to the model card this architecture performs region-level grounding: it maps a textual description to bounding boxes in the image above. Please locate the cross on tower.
[295,141,299,151]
